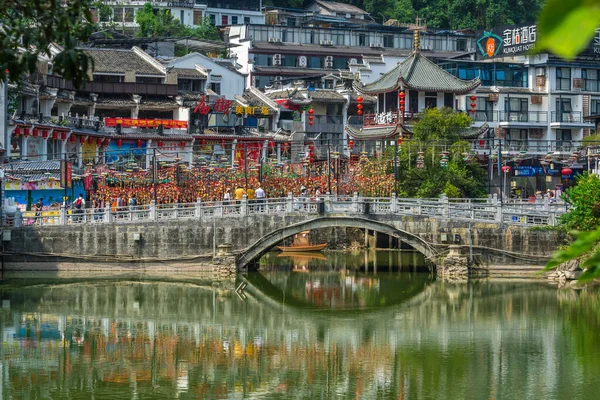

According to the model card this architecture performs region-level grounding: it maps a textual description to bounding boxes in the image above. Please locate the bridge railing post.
[195,198,202,218]
[325,194,332,214]
[286,193,293,213]
[416,199,422,215]
[60,206,67,225]
[241,195,248,216]
[493,195,503,223]
[440,194,449,218]
[149,200,157,221]
[549,212,556,226]
[353,192,359,213]
[104,206,111,223]
[391,193,397,214]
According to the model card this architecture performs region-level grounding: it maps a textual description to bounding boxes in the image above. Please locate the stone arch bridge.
[3,195,564,271]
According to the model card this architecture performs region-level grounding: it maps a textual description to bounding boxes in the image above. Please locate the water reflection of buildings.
[0,277,599,398]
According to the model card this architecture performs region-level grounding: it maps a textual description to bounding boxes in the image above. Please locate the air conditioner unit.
[349,58,358,64]
[325,56,333,68]
[273,54,282,65]
[320,40,333,46]
[536,67,546,76]
[274,76,282,81]
[298,56,307,67]
[370,43,382,48]
[268,37,281,43]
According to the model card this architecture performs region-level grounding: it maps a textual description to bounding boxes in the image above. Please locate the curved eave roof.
[345,124,401,140]
[460,122,489,139]
[355,52,480,95]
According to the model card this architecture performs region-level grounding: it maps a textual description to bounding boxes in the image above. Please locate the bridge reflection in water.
[1,256,600,399]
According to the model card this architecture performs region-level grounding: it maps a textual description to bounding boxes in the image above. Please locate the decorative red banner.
[104,118,188,129]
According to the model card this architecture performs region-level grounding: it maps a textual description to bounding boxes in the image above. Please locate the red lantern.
[308,108,314,115]
[13,126,21,136]
[470,95,477,101]
[479,139,485,148]
[399,99,405,106]
[137,139,142,148]
[501,166,511,173]
[398,137,403,146]
[117,139,123,148]
[157,140,163,147]
[42,130,48,139]
[356,96,363,103]
[80,136,86,144]
[399,91,406,99]
[33,128,39,138]
[309,121,314,126]
[470,102,477,108]
[201,140,207,145]
[52,131,58,140]
[70,135,76,143]
[357,110,363,115]
[400,106,405,112]
[180,141,186,148]
[308,115,314,121]
[357,104,363,110]
[349,139,354,149]
[95,138,101,146]
[23,128,29,137]
[561,168,572,176]
[269,141,275,148]
[61,131,67,140]
[87,137,94,144]
[104,139,110,146]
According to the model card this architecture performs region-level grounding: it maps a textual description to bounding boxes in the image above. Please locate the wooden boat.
[276,230,327,252]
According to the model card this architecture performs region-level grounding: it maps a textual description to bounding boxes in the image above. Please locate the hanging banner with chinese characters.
[363,111,399,126]
[476,25,600,60]
[104,118,188,129]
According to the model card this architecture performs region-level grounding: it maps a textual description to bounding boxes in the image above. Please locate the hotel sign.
[476,25,600,59]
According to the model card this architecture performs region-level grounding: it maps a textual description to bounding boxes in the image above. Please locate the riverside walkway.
[9,194,567,228]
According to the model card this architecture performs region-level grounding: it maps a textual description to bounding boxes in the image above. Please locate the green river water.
[0,250,599,399]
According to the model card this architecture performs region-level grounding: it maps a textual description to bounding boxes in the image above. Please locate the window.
[209,14,216,25]
[556,67,571,90]
[287,17,296,27]
[467,97,494,121]
[505,97,528,113]
[332,57,347,70]
[281,55,297,67]
[583,69,600,92]
[592,99,600,116]
[309,31,315,44]
[308,56,322,68]
[244,16,250,24]
[358,33,366,46]
[408,90,418,114]
[444,93,453,109]
[557,129,572,150]
[231,16,238,24]
[281,30,287,42]
[556,98,573,122]
[124,8,134,22]
[221,15,228,25]
[210,82,221,95]
[113,8,122,22]
[178,79,204,92]
[456,38,467,52]
[425,92,437,108]
[180,10,185,24]
[383,35,394,48]
[332,31,344,46]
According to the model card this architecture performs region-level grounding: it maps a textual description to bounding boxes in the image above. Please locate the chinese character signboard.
[476,24,600,59]
[363,111,398,126]
[104,118,188,129]
[60,160,72,189]
[235,105,270,116]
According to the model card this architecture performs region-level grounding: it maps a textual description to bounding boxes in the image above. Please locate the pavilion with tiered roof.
[347,29,481,140]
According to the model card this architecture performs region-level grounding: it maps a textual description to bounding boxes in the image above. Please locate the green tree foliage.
[264,0,546,29]
[395,108,487,198]
[536,0,600,59]
[0,0,95,88]
[135,3,220,40]
[559,173,600,231]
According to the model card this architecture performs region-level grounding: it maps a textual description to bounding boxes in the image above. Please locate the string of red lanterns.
[399,91,406,116]
[308,107,314,126]
[470,95,477,114]
[356,95,363,115]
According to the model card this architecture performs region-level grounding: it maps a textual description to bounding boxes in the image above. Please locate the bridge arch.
[237,216,439,269]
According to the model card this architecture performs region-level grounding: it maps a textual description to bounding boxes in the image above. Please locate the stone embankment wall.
[1,214,564,269]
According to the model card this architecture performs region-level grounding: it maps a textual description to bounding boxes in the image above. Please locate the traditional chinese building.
[347,29,481,141]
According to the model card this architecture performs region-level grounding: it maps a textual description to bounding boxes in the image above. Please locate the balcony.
[45,75,178,96]
[471,110,497,122]
[498,111,548,124]
[305,116,344,133]
[477,139,584,154]
[551,111,591,125]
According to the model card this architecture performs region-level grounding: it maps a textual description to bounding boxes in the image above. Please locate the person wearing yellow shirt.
[246,187,256,211]
[234,186,245,202]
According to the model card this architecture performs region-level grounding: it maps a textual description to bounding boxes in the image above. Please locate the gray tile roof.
[355,51,480,94]
[174,68,207,79]
[84,48,164,75]
[312,0,368,15]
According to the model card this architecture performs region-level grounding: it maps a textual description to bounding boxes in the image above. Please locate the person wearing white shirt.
[255,185,265,212]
